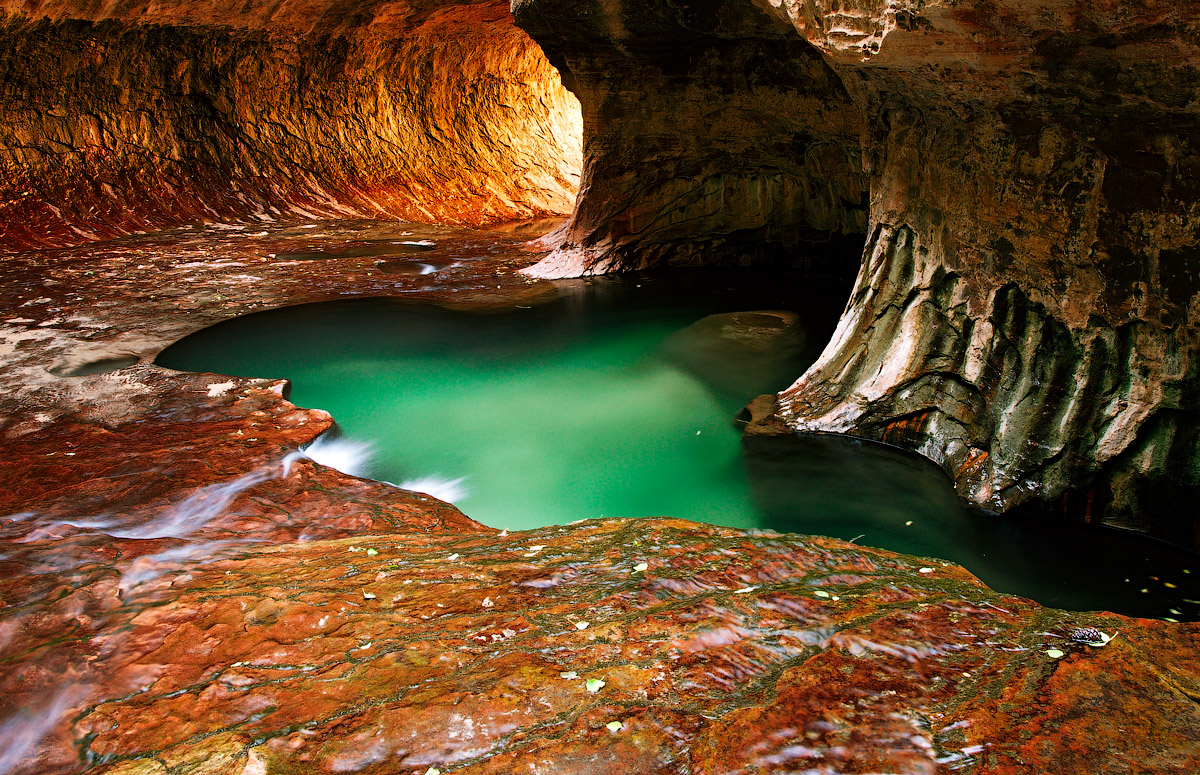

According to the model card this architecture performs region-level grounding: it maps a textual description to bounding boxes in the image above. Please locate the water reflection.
[747,432,1200,618]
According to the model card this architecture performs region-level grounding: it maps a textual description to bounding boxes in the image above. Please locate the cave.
[2,1,1199,773]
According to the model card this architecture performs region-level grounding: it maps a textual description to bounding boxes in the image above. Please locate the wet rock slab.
[9,513,1200,774]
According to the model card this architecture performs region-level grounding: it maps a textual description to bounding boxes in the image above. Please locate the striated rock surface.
[0,0,582,249]
[774,0,1200,546]
[516,0,1200,545]
[7,506,1200,774]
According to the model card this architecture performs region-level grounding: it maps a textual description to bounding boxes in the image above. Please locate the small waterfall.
[0,681,90,775]
[289,435,375,478]
[397,475,469,504]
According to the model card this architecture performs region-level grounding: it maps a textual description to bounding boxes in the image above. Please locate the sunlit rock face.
[0,0,582,249]
[518,0,1200,546]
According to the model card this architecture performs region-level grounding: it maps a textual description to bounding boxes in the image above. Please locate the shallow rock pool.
[158,268,1200,619]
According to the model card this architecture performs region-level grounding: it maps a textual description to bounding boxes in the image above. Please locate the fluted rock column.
[516,0,1200,544]
[771,0,1200,543]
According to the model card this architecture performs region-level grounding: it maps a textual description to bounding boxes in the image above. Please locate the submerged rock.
[660,310,807,401]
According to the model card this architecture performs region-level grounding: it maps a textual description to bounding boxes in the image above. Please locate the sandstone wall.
[517,0,1200,545]
[1,0,1197,544]
[0,0,582,249]
[513,0,869,277]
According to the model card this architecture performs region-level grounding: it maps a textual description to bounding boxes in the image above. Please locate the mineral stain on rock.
[46,353,140,377]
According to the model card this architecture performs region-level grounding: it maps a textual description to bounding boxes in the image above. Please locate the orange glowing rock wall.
[0,0,582,249]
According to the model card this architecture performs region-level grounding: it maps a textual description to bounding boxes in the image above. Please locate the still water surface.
[157,269,1200,620]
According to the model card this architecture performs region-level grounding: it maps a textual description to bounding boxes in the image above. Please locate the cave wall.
[517,0,1200,545]
[0,0,582,249]
[513,0,869,277]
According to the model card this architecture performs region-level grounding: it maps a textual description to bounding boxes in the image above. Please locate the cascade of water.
[0,449,315,774]
[0,681,91,775]
[292,435,375,478]
[396,475,470,504]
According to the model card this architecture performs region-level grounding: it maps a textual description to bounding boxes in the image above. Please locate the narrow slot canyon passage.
[0,0,584,247]
[1,1,1200,774]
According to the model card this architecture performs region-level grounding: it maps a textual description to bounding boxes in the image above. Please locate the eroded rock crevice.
[0,0,582,249]
[514,0,869,277]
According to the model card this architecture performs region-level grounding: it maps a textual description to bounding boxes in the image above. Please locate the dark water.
[157,269,1200,620]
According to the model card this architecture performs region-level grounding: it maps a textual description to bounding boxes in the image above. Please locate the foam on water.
[296,435,375,478]
[397,475,469,504]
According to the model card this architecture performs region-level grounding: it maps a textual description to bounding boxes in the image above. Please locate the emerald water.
[157,269,1200,619]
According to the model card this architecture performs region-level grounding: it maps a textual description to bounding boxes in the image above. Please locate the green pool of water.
[157,269,1200,619]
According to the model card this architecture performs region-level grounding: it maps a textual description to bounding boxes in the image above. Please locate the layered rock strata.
[0,0,582,249]
[517,0,1200,546]
[14,512,1200,775]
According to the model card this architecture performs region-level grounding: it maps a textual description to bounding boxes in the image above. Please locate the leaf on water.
[634,562,648,573]
[366,548,378,556]
[1045,649,1065,659]
[606,721,623,732]
[560,671,578,679]
[586,678,605,693]
[814,590,831,599]
[575,621,589,630]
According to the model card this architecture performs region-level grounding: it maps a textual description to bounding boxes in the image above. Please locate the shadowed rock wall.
[517,0,1200,545]
[0,0,582,249]
[514,0,869,277]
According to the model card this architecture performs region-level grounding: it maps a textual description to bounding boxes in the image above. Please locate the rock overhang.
[514,0,1200,545]
[0,0,584,248]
